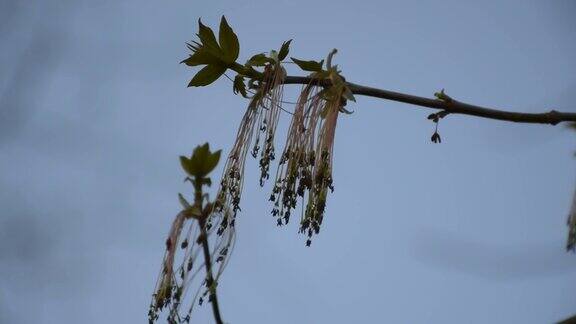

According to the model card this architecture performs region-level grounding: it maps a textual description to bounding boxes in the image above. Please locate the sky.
[0,0,575,323]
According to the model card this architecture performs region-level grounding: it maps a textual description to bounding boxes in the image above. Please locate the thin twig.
[228,62,575,124]
[197,216,224,324]
[192,181,224,324]
[280,76,576,125]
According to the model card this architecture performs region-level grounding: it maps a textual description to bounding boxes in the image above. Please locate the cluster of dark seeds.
[428,111,449,144]
[212,64,285,237]
[214,162,242,236]
[151,63,293,323]
[258,133,276,186]
[568,212,576,252]
[270,145,335,246]
[149,276,176,323]
[300,150,333,246]
[216,246,229,263]
[252,119,276,187]
[266,84,341,247]
[270,148,311,225]
[254,65,284,187]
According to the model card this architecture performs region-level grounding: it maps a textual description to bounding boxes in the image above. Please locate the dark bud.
[427,113,439,123]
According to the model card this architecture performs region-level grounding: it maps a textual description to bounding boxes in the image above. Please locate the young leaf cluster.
[180,143,221,180]
[232,39,293,99]
[292,49,356,108]
[181,17,239,87]
[150,143,230,324]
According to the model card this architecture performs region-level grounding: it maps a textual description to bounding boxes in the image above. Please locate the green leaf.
[191,143,210,170]
[186,41,200,52]
[218,16,240,64]
[434,88,452,103]
[278,39,292,61]
[290,57,324,72]
[181,47,221,66]
[269,50,278,62]
[200,177,212,187]
[246,53,268,67]
[197,18,221,54]
[180,156,198,177]
[247,78,259,90]
[178,193,191,209]
[182,143,222,178]
[342,86,356,102]
[233,75,248,97]
[318,87,338,101]
[202,149,221,175]
[188,64,227,87]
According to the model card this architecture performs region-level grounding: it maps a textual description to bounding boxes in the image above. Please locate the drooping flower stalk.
[150,211,186,318]
[149,201,236,323]
[252,64,286,186]
[271,81,343,246]
[149,143,234,324]
[213,62,286,231]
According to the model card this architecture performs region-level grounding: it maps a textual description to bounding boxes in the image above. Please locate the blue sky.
[1,1,575,323]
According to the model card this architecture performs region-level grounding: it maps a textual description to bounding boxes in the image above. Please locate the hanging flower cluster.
[178,16,355,247]
[151,16,355,323]
[271,84,339,246]
[213,58,286,236]
[272,50,353,245]
[149,144,236,324]
[209,41,355,247]
[215,47,353,246]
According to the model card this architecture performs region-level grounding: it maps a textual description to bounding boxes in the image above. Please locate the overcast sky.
[1,1,575,323]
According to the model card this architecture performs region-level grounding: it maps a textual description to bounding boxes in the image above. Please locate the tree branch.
[281,76,576,125]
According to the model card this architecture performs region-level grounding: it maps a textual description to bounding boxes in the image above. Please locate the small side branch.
[281,76,576,125]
